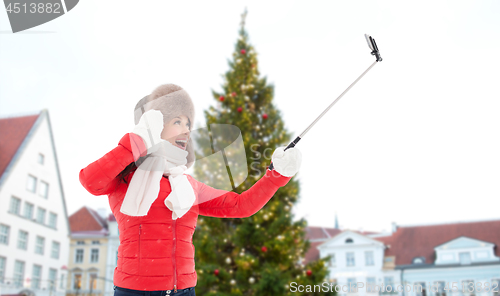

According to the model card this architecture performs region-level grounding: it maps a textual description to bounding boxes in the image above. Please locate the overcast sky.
[1,0,499,233]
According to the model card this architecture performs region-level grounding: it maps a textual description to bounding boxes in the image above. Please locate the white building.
[306,219,500,296]
[0,111,70,296]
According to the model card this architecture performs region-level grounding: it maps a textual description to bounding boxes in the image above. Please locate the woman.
[79,84,302,295]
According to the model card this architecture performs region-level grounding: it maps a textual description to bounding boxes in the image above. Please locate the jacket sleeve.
[195,169,292,218]
[79,133,147,196]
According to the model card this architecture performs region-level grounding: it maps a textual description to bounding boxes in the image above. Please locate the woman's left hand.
[270,147,302,177]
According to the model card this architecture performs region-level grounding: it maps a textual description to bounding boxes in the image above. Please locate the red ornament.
[240,49,246,55]
[214,269,219,276]
[261,246,267,252]
[232,92,237,97]
[262,113,268,119]
[237,107,243,113]
[219,96,225,102]
[306,270,312,276]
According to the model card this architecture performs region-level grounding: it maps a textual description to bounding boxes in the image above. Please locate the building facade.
[67,207,118,296]
[306,220,500,296]
[0,111,70,296]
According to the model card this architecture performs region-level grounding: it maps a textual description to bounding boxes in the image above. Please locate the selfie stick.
[268,34,383,171]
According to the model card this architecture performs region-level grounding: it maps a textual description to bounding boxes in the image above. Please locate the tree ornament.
[262,113,268,119]
[263,214,269,220]
[237,58,242,64]
[214,269,219,276]
[237,107,243,113]
[251,64,255,68]
[244,95,250,101]
[277,235,284,241]
[225,257,231,264]
[306,270,312,276]
[230,279,236,285]
[255,125,260,131]
[240,49,246,55]
[284,205,290,211]
[219,96,225,102]
[249,277,255,284]
[232,92,237,97]
[261,246,268,252]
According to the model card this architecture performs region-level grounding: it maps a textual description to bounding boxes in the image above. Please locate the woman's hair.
[117,84,196,184]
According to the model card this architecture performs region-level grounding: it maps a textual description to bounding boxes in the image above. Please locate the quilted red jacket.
[79,133,291,291]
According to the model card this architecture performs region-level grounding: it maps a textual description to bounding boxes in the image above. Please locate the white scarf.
[120,140,196,220]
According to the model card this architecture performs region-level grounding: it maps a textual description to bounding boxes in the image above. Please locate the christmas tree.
[192,9,335,296]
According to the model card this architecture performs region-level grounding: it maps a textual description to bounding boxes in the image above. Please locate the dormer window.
[345,238,353,243]
[412,257,425,264]
[459,252,471,265]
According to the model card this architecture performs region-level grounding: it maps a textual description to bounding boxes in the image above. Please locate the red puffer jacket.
[79,133,291,291]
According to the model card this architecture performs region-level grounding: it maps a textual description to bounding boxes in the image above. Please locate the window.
[384,276,395,293]
[49,212,57,229]
[60,273,65,289]
[365,251,374,266]
[36,207,46,224]
[27,175,37,193]
[0,257,5,283]
[346,252,355,267]
[51,241,60,259]
[75,249,84,263]
[347,277,357,292]
[0,224,9,245]
[492,279,500,296]
[76,240,85,245]
[48,268,57,290]
[32,264,42,289]
[73,273,82,290]
[39,181,49,199]
[345,238,354,243]
[462,280,474,295]
[88,272,98,290]
[9,196,21,214]
[367,277,376,293]
[90,249,99,263]
[434,281,445,296]
[38,153,45,165]
[13,260,25,288]
[35,236,45,255]
[92,240,100,245]
[459,252,471,265]
[17,230,28,250]
[413,257,424,264]
[414,282,426,296]
[23,202,34,219]
[329,253,336,267]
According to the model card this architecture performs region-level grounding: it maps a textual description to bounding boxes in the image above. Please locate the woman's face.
[161,115,191,150]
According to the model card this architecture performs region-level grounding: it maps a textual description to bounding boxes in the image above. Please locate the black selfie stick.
[268,34,383,171]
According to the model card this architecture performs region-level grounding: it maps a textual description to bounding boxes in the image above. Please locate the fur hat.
[134,84,196,169]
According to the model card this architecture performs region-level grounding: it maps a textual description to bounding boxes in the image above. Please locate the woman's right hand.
[132,109,164,155]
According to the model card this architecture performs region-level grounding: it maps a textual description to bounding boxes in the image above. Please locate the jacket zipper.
[172,219,177,293]
[138,224,142,273]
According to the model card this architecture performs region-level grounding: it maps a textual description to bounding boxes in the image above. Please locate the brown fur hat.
[134,84,196,169]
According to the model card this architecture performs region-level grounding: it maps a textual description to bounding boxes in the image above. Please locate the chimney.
[391,222,398,233]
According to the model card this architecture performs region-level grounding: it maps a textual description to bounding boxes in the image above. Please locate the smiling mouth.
[174,139,187,149]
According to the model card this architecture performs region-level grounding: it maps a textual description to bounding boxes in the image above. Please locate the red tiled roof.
[384,220,500,265]
[69,206,108,232]
[303,226,342,264]
[0,114,39,178]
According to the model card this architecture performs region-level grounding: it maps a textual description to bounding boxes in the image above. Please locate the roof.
[0,114,39,178]
[303,226,342,263]
[384,219,500,265]
[69,206,108,233]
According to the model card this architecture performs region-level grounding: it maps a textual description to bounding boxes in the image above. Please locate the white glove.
[271,146,302,177]
[132,109,164,155]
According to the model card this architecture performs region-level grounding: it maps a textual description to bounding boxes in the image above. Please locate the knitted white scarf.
[120,141,195,220]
